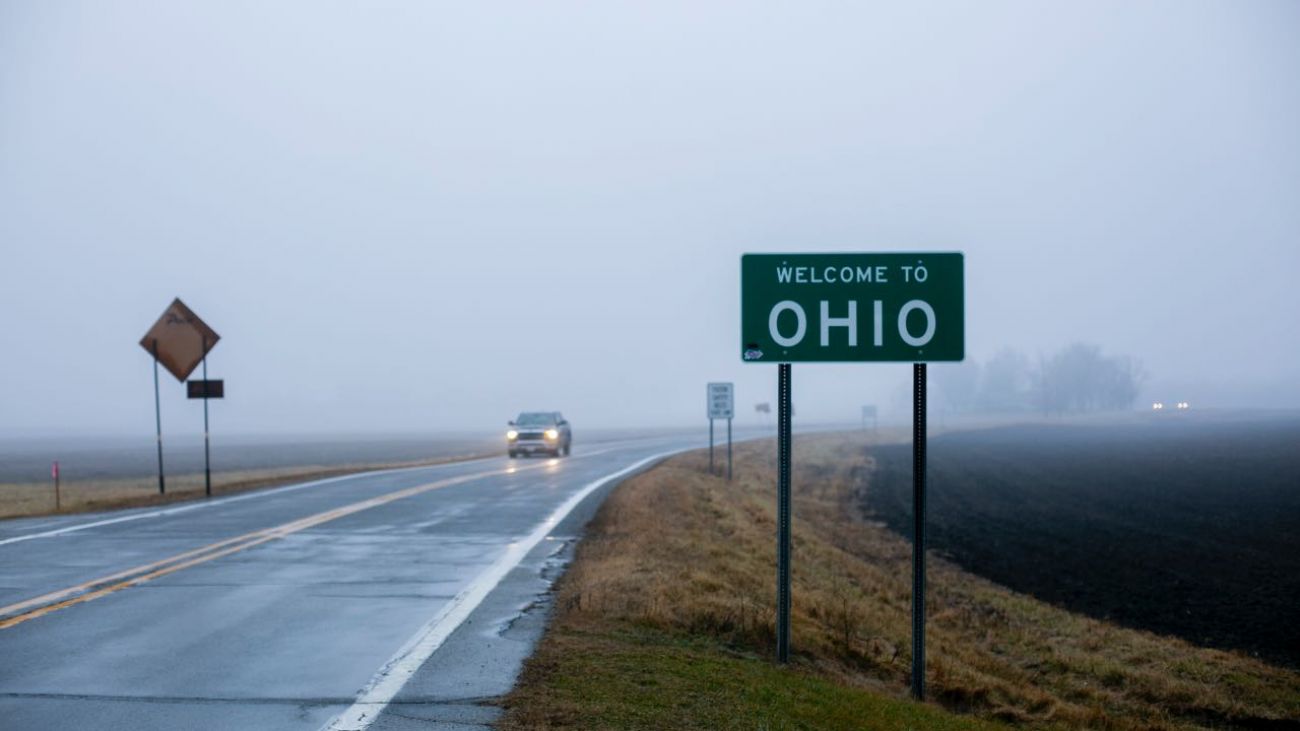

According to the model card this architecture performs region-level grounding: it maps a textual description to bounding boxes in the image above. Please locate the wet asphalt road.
[0,434,723,730]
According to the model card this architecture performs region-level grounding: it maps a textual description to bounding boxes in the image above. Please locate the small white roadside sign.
[707,382,734,420]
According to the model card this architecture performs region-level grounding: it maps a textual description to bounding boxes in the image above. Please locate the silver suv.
[506,412,572,458]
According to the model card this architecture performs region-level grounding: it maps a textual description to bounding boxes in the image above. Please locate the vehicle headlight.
[545,428,559,440]
[507,430,518,440]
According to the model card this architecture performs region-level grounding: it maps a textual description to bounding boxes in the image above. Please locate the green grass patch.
[503,618,1009,731]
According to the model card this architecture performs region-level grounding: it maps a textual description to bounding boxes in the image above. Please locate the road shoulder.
[360,457,662,731]
[497,434,1300,729]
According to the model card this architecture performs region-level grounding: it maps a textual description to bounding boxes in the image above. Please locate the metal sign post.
[911,363,927,700]
[139,298,221,500]
[776,363,792,663]
[707,383,735,477]
[741,252,963,678]
[709,418,715,474]
[152,339,165,495]
[187,377,224,497]
[727,416,733,481]
[862,404,878,431]
[202,338,211,497]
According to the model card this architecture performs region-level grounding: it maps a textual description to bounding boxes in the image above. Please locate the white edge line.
[0,458,495,548]
[320,448,681,731]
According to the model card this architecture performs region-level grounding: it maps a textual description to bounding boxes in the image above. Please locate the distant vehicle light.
[545,428,559,440]
[1152,402,1164,410]
[507,430,519,440]
[1177,402,1190,410]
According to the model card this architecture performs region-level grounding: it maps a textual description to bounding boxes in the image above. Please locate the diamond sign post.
[139,298,221,496]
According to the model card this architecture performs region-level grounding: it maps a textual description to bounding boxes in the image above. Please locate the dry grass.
[0,452,490,520]
[502,433,1300,730]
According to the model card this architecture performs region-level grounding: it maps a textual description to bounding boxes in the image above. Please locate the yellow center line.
[0,531,274,619]
[0,461,549,630]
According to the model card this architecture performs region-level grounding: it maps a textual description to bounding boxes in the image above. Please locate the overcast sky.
[2,1,1298,438]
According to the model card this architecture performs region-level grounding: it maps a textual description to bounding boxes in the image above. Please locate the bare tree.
[936,344,1141,415]
[1034,343,1145,414]
[934,361,980,414]
[978,348,1032,412]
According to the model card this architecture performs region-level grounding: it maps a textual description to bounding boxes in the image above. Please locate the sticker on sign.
[740,253,964,363]
[707,382,734,419]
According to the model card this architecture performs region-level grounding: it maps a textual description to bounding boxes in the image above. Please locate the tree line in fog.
[935,344,1145,414]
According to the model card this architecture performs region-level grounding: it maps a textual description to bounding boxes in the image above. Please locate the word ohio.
[765,299,937,348]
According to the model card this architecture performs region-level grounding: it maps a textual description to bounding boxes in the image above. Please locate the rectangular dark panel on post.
[187,379,224,399]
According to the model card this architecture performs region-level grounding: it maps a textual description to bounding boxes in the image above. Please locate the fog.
[2,1,1298,438]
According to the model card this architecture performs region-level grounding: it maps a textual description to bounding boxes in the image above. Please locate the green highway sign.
[741,252,964,363]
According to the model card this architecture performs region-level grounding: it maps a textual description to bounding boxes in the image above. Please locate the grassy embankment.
[0,453,491,520]
[500,433,1300,730]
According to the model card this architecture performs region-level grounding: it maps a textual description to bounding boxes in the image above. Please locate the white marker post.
[51,461,60,512]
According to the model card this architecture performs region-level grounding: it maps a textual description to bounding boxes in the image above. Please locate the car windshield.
[516,413,556,427]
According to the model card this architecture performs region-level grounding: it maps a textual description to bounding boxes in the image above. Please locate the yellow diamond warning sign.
[139,298,220,382]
